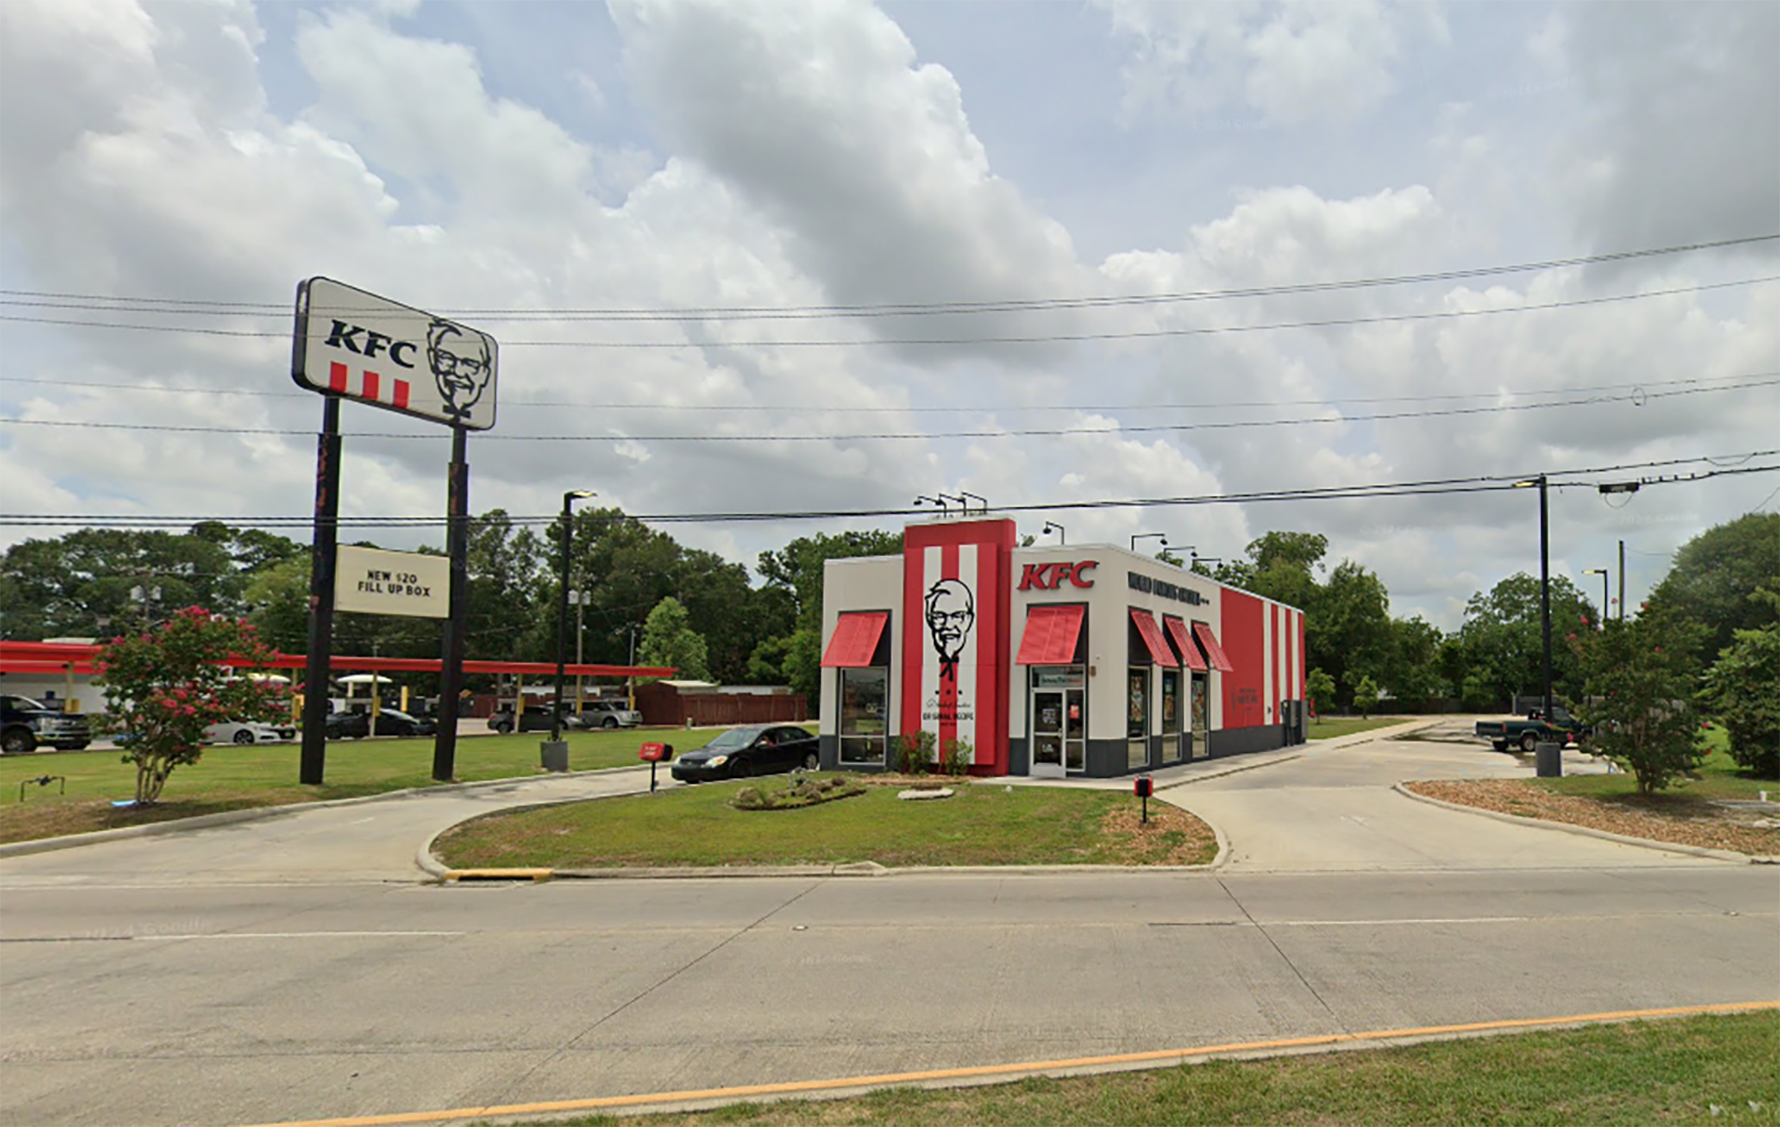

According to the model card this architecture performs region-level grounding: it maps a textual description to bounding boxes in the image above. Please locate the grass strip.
[482,1009,1779,1127]
[1306,716,1412,740]
[0,728,700,843]
[433,776,1216,869]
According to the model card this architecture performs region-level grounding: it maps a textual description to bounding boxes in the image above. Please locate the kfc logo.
[1018,560,1098,591]
[924,578,975,683]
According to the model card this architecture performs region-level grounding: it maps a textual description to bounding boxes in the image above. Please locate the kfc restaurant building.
[816,518,1308,778]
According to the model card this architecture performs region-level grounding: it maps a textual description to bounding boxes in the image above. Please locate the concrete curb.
[1392,782,1760,864]
[0,763,660,860]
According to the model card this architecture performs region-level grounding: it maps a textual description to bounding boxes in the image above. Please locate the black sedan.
[325,709,436,739]
[670,724,820,782]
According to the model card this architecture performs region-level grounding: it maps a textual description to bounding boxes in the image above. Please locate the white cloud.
[1100,0,1448,125]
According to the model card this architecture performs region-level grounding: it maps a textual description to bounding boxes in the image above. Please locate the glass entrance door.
[1031,688,1066,778]
[1029,666,1085,777]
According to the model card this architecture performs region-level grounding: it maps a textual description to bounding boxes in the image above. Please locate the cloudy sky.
[2,0,1776,629]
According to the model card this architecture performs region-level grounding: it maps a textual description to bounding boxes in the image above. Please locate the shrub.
[730,775,865,810]
[940,736,972,776]
[1700,601,1780,778]
[896,729,935,775]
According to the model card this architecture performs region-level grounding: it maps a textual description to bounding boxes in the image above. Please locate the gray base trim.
[1008,736,1030,776]
[1206,724,1289,758]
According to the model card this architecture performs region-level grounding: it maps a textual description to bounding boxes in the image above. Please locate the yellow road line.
[236,999,1780,1127]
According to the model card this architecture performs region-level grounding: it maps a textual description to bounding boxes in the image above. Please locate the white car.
[570,700,643,729]
[205,720,296,746]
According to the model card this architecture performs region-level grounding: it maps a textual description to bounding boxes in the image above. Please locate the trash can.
[540,740,569,773]
[1535,740,1563,778]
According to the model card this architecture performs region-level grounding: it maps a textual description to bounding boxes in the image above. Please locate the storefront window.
[839,667,888,765]
[1161,669,1181,762]
[1191,673,1208,756]
[1127,666,1149,769]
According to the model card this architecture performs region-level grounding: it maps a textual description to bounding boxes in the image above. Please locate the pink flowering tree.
[92,607,288,805]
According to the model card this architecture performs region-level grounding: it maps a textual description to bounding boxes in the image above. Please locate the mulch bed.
[1405,779,1780,857]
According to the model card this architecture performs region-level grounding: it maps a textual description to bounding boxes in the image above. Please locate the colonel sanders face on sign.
[428,320,492,422]
[924,579,975,665]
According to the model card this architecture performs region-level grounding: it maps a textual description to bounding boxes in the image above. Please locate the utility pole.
[1618,539,1626,622]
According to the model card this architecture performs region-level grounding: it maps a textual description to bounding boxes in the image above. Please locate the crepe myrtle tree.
[92,606,288,805]
[1569,613,1707,796]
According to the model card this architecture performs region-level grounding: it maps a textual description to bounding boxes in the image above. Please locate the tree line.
[2,511,1772,776]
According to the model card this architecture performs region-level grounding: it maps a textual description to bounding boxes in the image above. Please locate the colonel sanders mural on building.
[428,320,492,424]
[925,579,975,684]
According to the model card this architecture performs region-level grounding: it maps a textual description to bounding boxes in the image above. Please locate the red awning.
[1193,622,1236,672]
[1015,604,1086,665]
[820,611,889,668]
[1129,608,1178,668]
[1163,615,1207,672]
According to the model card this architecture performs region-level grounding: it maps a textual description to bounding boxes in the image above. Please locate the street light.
[1513,475,1553,723]
[1132,532,1167,553]
[1582,568,1610,631]
[1042,520,1065,545]
[551,490,597,748]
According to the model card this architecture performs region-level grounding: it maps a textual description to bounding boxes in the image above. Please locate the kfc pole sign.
[292,277,499,430]
[1018,560,1097,590]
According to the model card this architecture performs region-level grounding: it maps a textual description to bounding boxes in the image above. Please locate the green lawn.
[1539,727,1775,803]
[0,727,707,843]
[1306,715,1410,740]
[483,1009,1779,1127]
[434,776,1216,869]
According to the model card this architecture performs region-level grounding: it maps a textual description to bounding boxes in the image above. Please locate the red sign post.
[639,742,673,791]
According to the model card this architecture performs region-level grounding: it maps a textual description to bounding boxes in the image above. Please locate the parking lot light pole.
[1514,475,1553,723]
[1582,568,1609,631]
[552,491,596,746]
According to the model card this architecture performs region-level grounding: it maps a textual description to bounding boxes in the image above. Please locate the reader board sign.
[292,277,499,430]
[334,546,450,618]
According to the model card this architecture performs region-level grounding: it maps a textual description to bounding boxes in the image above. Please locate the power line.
[2,370,1769,415]
[4,452,1770,530]
[2,233,1772,321]
[4,376,1772,443]
[1,276,1771,348]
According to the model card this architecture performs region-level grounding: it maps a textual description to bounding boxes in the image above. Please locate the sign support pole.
[299,395,341,785]
[433,425,470,782]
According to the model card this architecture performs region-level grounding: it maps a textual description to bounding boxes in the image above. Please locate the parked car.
[325,711,371,740]
[487,705,564,734]
[369,709,436,737]
[0,694,92,754]
[568,699,643,729]
[206,719,296,746]
[671,724,820,782]
[327,709,435,738]
[1475,705,1589,753]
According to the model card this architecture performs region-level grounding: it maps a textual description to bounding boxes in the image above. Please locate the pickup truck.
[1475,706,1588,753]
[1,694,93,754]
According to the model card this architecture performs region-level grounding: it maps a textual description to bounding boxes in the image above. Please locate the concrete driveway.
[1164,720,1694,872]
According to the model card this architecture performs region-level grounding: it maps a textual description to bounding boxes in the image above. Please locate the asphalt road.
[2,727,1775,1127]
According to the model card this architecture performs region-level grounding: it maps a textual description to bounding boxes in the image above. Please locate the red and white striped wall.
[899,521,1013,773]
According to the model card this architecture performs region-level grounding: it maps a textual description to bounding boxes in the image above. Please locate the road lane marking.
[137,925,466,932]
[231,999,1780,1127]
